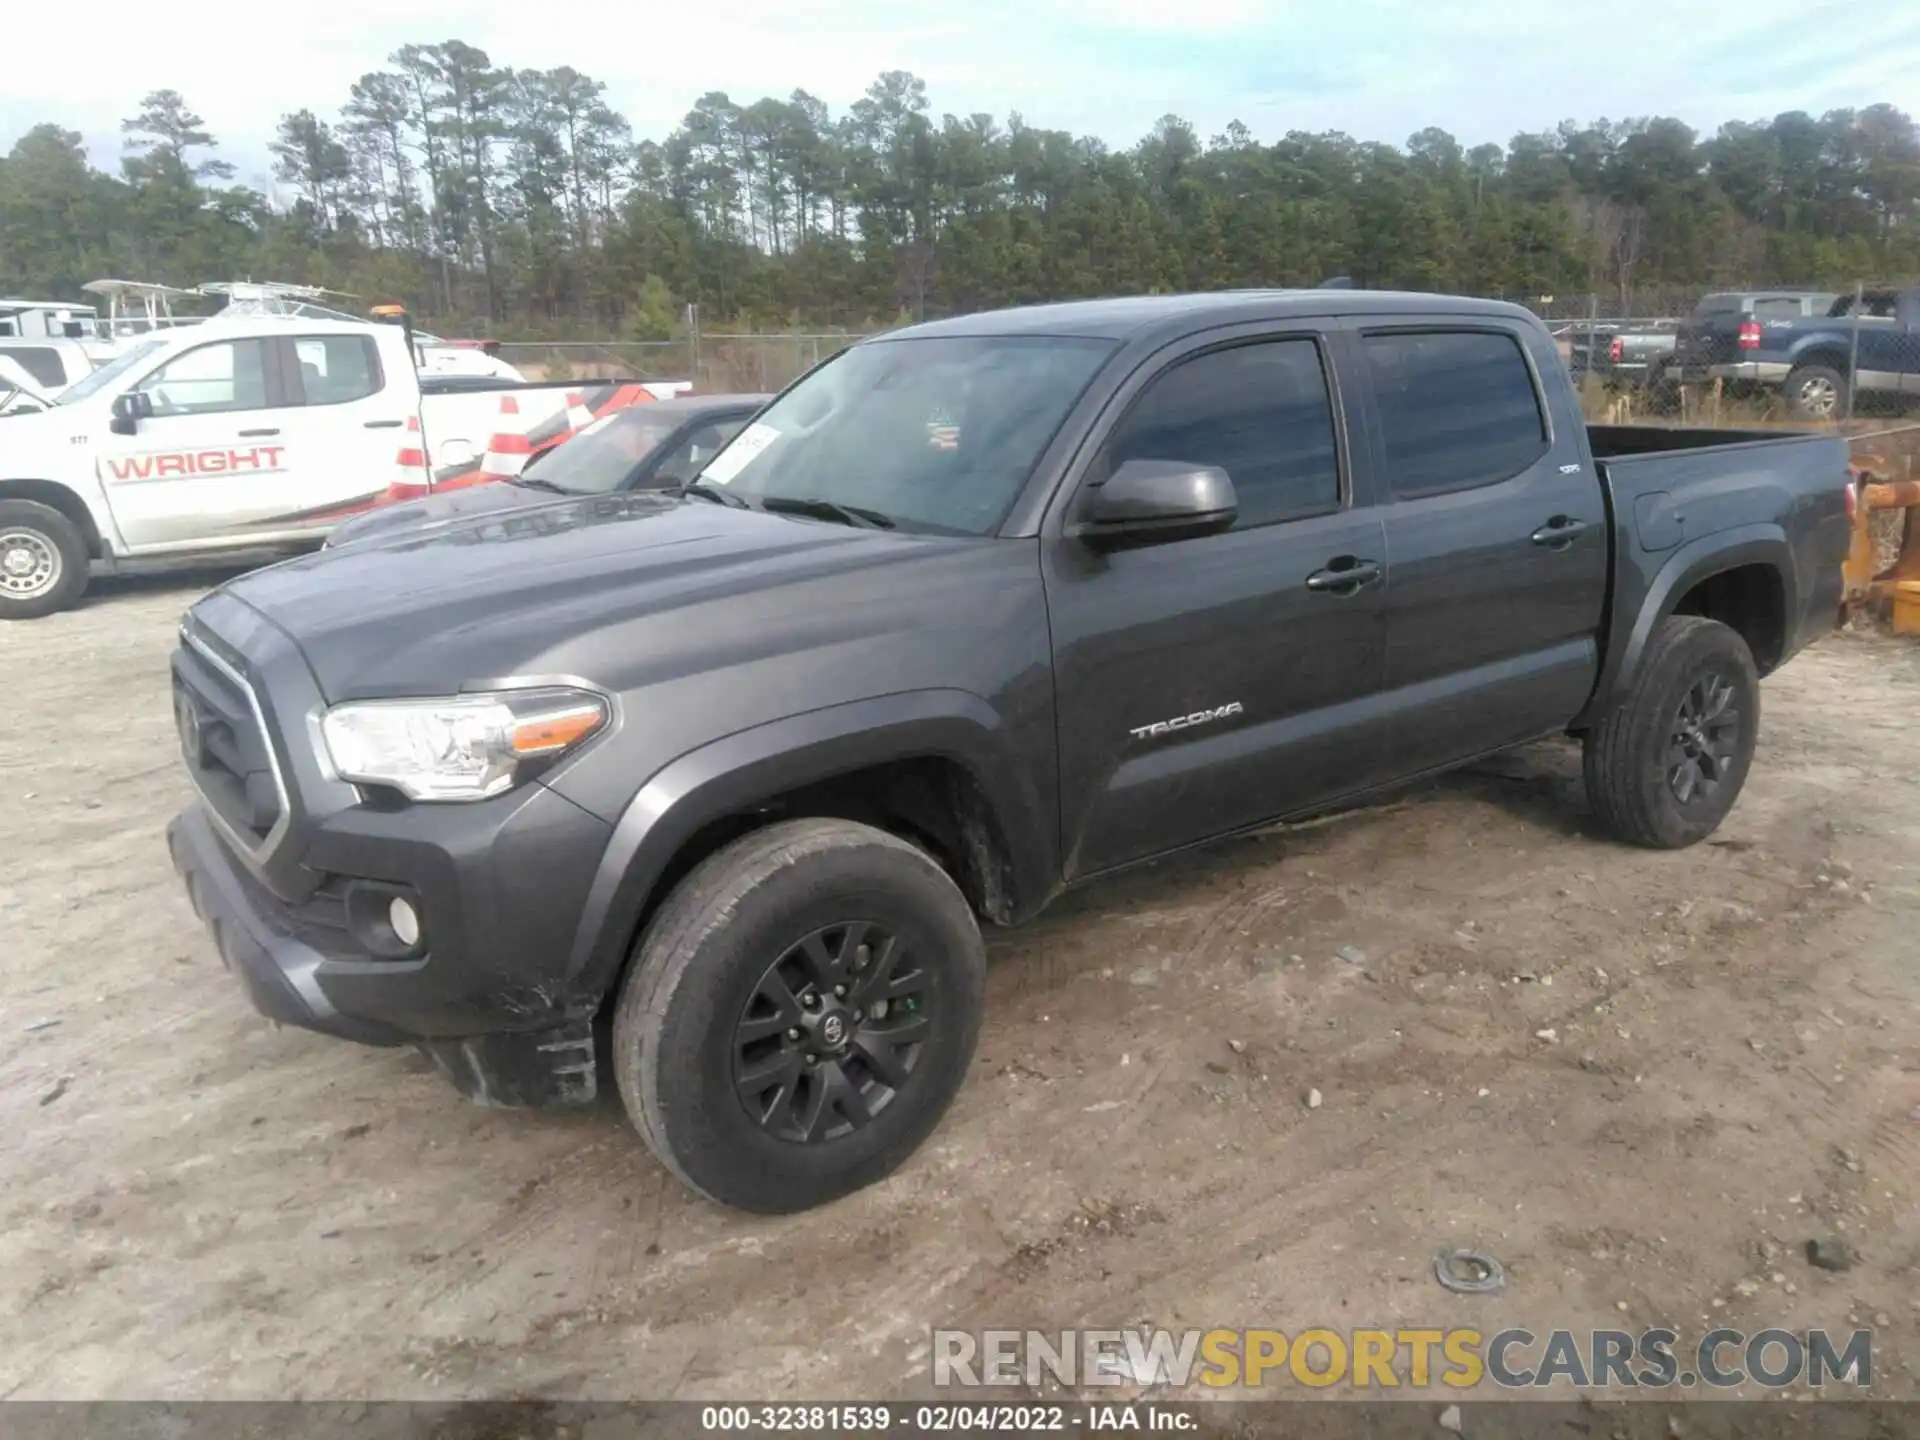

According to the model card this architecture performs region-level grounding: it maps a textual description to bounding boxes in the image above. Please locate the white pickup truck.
[0,313,667,619]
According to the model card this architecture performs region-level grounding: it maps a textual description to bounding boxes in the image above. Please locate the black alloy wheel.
[733,921,931,1143]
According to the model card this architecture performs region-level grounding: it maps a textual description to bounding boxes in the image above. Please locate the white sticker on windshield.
[701,421,781,484]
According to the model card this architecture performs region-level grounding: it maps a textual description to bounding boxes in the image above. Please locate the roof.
[884,290,1538,343]
[623,392,770,416]
[0,298,95,312]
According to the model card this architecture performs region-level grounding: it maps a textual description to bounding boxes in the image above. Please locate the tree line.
[1,47,1917,337]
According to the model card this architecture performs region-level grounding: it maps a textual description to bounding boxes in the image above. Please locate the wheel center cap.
[804,1003,857,1053]
[3,546,33,576]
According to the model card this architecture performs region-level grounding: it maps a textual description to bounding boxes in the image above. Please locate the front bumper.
[165,593,621,1107]
[169,799,610,1106]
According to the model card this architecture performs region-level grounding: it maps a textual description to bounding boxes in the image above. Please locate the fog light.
[388,896,422,948]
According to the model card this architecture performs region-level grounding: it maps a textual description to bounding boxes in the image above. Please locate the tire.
[612,817,986,1213]
[1583,616,1759,849]
[0,500,89,620]
[1784,363,1847,422]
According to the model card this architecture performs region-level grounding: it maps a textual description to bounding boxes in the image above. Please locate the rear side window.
[5,346,64,387]
[1752,297,1803,320]
[1694,295,1743,317]
[292,335,383,405]
[1361,330,1548,499]
[1104,339,1341,528]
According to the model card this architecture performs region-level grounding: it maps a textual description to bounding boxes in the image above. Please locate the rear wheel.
[612,817,985,1213]
[1583,616,1759,849]
[1784,363,1847,421]
[0,500,88,621]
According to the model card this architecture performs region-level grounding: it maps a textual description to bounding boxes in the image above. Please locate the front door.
[95,335,297,552]
[1045,330,1392,879]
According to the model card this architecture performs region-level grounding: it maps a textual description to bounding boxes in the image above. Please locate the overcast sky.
[4,0,1913,194]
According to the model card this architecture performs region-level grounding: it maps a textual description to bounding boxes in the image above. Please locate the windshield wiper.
[675,480,752,509]
[760,495,896,530]
[512,475,574,495]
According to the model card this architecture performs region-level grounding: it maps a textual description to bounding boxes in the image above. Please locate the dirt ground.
[2,570,1917,1404]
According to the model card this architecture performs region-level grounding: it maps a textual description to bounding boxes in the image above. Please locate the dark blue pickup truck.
[1667,286,1920,420]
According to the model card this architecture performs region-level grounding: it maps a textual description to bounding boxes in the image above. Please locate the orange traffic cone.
[478,394,533,482]
[380,416,432,502]
[564,390,595,436]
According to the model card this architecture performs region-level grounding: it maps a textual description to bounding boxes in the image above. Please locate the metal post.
[1845,281,1863,425]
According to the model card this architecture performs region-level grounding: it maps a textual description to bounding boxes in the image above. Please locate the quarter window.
[1362,330,1548,498]
[1103,339,1341,528]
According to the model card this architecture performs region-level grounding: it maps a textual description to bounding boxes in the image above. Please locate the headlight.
[319,688,608,802]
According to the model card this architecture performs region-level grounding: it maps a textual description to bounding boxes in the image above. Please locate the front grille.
[175,633,286,852]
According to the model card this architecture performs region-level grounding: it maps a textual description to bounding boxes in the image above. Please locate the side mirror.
[110,391,153,435]
[1073,458,1237,546]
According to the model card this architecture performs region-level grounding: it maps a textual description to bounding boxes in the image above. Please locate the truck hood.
[0,403,77,455]
[325,478,552,548]
[219,491,980,700]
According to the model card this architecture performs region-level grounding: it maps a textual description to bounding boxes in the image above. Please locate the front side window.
[292,335,383,405]
[1362,330,1548,499]
[656,416,752,486]
[140,339,271,417]
[702,335,1117,535]
[1100,339,1341,528]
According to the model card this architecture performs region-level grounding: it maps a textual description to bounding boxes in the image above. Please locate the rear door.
[1046,324,1393,878]
[262,332,410,533]
[1351,319,1607,779]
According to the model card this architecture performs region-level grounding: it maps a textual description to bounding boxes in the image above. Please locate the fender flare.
[1783,337,1851,373]
[1575,524,1794,727]
[561,688,1056,1000]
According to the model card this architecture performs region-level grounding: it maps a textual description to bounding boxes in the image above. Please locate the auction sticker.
[703,422,781,484]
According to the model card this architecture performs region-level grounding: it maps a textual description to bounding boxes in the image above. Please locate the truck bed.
[1576,422,1852,722]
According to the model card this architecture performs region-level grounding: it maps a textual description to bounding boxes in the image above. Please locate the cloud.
[2,0,1912,190]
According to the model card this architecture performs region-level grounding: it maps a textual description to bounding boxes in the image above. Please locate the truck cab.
[0,317,425,617]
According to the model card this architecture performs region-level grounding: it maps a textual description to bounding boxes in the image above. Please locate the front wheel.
[612,817,986,1213]
[1583,616,1759,849]
[0,500,89,620]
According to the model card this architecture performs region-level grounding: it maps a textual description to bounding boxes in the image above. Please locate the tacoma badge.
[1129,702,1245,741]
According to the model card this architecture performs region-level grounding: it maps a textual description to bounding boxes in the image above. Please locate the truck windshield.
[55,339,164,405]
[700,335,1116,535]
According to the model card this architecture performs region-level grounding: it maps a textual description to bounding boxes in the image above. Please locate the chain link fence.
[496,333,875,396]
[500,278,1916,437]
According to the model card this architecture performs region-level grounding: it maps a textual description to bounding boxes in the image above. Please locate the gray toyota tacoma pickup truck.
[166,291,1852,1213]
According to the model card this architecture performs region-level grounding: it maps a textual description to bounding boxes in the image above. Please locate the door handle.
[1530,516,1588,549]
[237,427,280,438]
[1304,558,1382,594]
[363,419,405,429]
